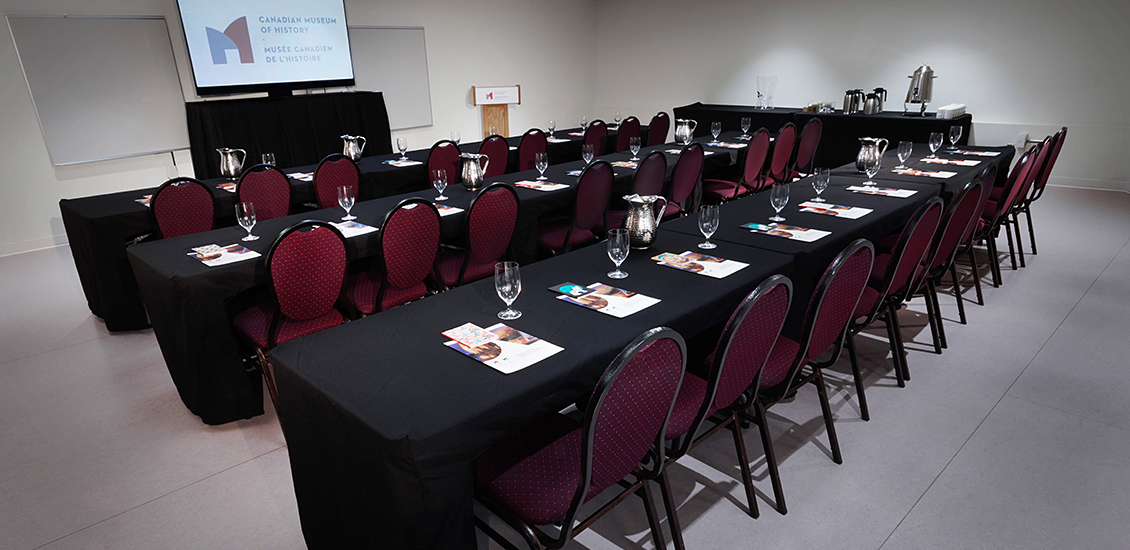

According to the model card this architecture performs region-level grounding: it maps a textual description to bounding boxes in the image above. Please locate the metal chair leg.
[1013,212,1026,268]
[888,303,910,382]
[640,480,668,550]
[986,236,1002,287]
[812,370,842,465]
[929,280,947,349]
[1004,220,1017,270]
[1025,206,1038,254]
[657,470,687,550]
[845,333,870,421]
[968,246,985,305]
[753,402,786,515]
[883,311,905,388]
[728,417,760,519]
[922,282,943,354]
[949,264,968,324]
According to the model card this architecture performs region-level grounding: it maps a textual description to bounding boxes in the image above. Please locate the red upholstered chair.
[606,151,667,230]
[764,122,797,186]
[973,145,1039,287]
[664,143,705,218]
[517,129,547,171]
[346,198,441,314]
[746,239,874,514]
[615,116,641,153]
[232,220,350,408]
[150,177,216,239]
[236,164,291,221]
[657,276,791,545]
[426,139,462,185]
[313,154,359,210]
[703,128,769,202]
[1019,127,1067,254]
[584,119,608,156]
[845,198,942,402]
[790,118,822,180]
[1006,135,1054,269]
[537,160,613,255]
[474,327,686,550]
[647,111,670,147]
[478,134,510,177]
[433,183,519,289]
[957,165,997,307]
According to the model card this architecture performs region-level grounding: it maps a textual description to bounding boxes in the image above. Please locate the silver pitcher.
[216,147,246,179]
[855,137,889,173]
[863,93,881,115]
[341,134,366,161]
[674,119,697,146]
[460,152,489,191]
[843,89,865,114]
[622,194,668,249]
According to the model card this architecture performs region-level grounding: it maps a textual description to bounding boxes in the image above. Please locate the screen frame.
[175,0,356,97]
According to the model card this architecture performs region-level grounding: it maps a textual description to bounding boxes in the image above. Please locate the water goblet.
[582,144,595,164]
[432,169,448,201]
[396,137,409,160]
[769,182,789,222]
[607,228,629,279]
[928,132,943,158]
[261,152,275,166]
[236,202,258,241]
[450,131,461,145]
[741,117,751,137]
[711,121,722,142]
[534,152,549,180]
[698,204,719,249]
[897,141,913,169]
[614,111,622,129]
[494,261,522,320]
[812,168,830,202]
[629,137,641,161]
[337,185,356,221]
[580,116,588,130]
[948,125,962,150]
[548,120,556,138]
[864,154,881,186]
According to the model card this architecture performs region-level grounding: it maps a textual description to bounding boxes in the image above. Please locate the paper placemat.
[610,160,639,169]
[665,149,716,156]
[706,141,748,149]
[217,182,237,193]
[923,158,981,167]
[331,221,378,238]
[514,180,569,191]
[288,172,313,182]
[847,186,919,198]
[892,168,957,179]
[188,244,261,267]
[652,251,749,279]
[383,159,423,167]
[444,323,563,374]
[568,132,584,137]
[798,201,873,219]
[556,283,660,318]
[949,149,1001,157]
[435,204,465,216]
[742,222,830,242]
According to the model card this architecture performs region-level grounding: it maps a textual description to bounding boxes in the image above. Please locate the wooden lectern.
[473,85,521,138]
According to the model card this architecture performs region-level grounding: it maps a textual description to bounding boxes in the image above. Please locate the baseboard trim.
[0,236,69,258]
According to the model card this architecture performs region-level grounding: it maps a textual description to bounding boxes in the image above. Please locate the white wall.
[593,0,1130,193]
[0,0,597,256]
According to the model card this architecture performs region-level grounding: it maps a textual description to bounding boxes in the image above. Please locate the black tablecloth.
[125,141,732,424]
[270,230,795,549]
[829,144,1014,192]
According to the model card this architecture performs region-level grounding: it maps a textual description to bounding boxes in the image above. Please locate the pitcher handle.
[358,136,366,151]
[235,149,246,166]
[877,138,889,157]
[654,196,668,225]
[479,156,490,176]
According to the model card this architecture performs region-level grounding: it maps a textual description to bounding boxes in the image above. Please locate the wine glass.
[607,228,629,279]
[432,169,448,201]
[580,116,589,130]
[769,182,789,222]
[614,111,622,129]
[711,122,722,142]
[548,120,556,138]
[864,154,881,186]
[261,152,275,166]
[811,168,830,202]
[897,141,913,169]
[948,125,962,150]
[582,144,595,164]
[236,202,258,241]
[741,117,751,137]
[337,185,356,221]
[494,261,522,320]
[534,152,549,180]
[698,204,719,249]
[450,131,461,145]
[928,132,943,158]
[396,137,408,160]
[629,137,641,161]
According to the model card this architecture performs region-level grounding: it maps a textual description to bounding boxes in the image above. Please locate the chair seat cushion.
[982,199,999,220]
[874,234,899,254]
[346,271,426,314]
[233,303,343,349]
[474,413,585,526]
[537,218,595,251]
[665,373,712,441]
[854,285,882,324]
[703,179,748,200]
[435,249,496,287]
[759,335,800,390]
[870,253,892,285]
[662,202,682,218]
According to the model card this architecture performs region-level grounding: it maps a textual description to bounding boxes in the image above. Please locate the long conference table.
[61,125,643,332]
[265,141,1014,549]
[125,135,726,425]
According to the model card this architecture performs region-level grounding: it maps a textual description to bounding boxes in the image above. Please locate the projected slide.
[179,0,353,90]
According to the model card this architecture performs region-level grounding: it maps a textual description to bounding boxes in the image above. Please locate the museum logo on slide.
[206,16,253,64]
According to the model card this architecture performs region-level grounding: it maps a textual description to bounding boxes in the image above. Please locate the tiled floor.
[2,185,1128,549]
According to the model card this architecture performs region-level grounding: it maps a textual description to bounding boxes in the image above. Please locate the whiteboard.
[348,26,432,130]
[6,15,190,166]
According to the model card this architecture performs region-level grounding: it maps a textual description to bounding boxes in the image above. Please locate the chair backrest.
[1009,137,1052,213]
[584,120,608,155]
[761,240,873,392]
[265,220,348,337]
[793,118,823,176]
[876,198,944,307]
[517,129,547,171]
[236,164,291,221]
[378,198,441,301]
[1029,127,1067,202]
[927,179,984,274]
[615,116,641,152]
[478,135,510,178]
[961,165,996,246]
[462,183,520,281]
[151,177,216,239]
[573,161,614,233]
[427,140,462,184]
[313,154,359,210]
[766,122,797,183]
[741,128,772,192]
[647,111,670,147]
[633,151,667,197]
[670,143,704,204]
[983,145,1037,229]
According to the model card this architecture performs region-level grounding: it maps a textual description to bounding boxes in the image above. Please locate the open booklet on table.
[442,322,564,374]
[652,251,748,279]
[551,282,660,318]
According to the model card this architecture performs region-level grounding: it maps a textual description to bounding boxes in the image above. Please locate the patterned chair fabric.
[615,116,641,153]
[1028,127,1067,203]
[347,200,441,314]
[791,118,823,178]
[151,177,215,239]
[647,111,670,147]
[536,161,613,254]
[517,129,547,171]
[665,143,704,217]
[313,154,359,210]
[236,164,291,221]
[873,199,943,306]
[584,120,608,155]
[928,180,984,273]
[960,165,996,246]
[702,128,769,201]
[765,122,797,185]
[438,184,519,287]
[427,140,462,184]
[607,151,667,229]
[478,135,510,178]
